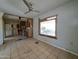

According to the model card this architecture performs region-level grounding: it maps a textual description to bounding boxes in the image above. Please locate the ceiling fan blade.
[23,0,40,14]
[24,11,30,14]
[32,10,40,13]
[23,0,30,8]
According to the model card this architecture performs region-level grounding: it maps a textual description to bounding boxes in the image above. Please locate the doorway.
[3,14,33,42]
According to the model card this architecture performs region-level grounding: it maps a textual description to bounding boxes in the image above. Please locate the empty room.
[0,0,78,59]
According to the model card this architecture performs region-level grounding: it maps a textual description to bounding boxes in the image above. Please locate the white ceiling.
[0,0,71,17]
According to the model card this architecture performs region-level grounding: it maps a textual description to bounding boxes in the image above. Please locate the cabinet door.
[27,18,33,38]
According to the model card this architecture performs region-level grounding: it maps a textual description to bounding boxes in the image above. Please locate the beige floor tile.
[0,37,77,59]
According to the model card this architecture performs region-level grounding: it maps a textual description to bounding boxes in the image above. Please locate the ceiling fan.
[23,0,40,14]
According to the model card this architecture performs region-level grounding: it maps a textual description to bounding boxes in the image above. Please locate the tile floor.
[0,38,78,59]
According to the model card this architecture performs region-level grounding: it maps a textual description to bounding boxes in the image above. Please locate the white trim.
[50,44,78,56]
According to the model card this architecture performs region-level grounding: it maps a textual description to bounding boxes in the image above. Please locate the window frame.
[39,15,57,39]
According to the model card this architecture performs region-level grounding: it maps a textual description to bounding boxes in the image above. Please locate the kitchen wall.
[33,0,78,55]
[0,12,4,45]
[4,19,19,37]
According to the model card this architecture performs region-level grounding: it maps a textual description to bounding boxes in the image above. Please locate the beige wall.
[33,0,78,55]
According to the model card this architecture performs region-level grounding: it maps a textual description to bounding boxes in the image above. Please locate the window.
[39,15,57,39]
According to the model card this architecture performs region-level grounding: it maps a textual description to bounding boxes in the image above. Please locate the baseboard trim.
[33,38,78,56]
[50,44,78,56]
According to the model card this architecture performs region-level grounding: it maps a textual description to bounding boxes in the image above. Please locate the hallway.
[0,38,77,59]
